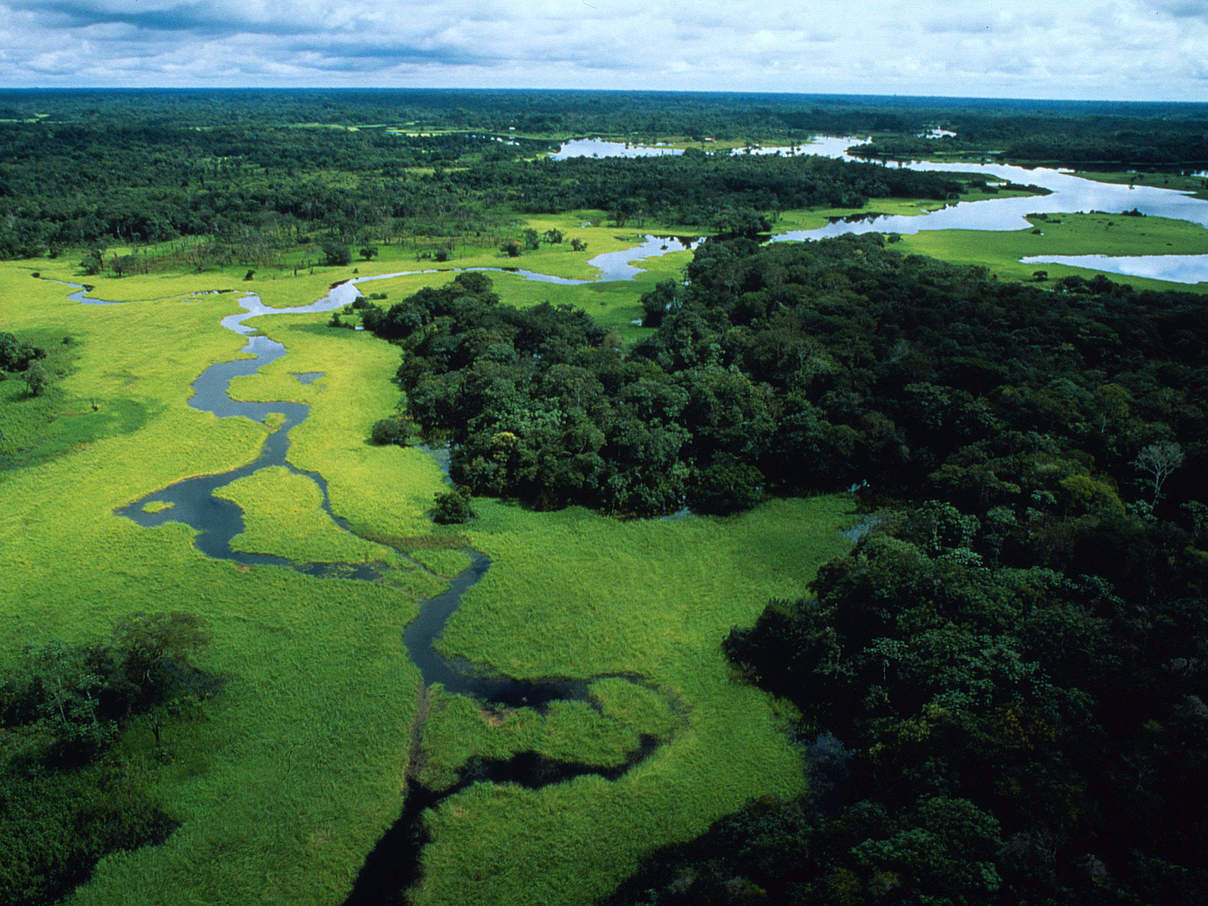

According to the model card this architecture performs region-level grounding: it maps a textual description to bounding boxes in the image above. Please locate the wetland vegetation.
[1,89,1206,906]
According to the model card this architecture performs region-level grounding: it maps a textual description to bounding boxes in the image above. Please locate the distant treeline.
[1,90,1204,258]
[454,151,963,230]
[850,115,1208,167]
[0,117,956,259]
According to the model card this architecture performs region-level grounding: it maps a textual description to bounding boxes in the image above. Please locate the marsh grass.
[2,246,853,906]
[899,212,1208,289]
[215,466,397,563]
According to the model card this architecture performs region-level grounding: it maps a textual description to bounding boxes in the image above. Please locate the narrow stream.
[64,250,688,904]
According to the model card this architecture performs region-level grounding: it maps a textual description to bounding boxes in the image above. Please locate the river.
[554,134,1208,284]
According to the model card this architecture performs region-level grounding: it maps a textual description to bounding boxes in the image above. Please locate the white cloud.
[0,0,1203,99]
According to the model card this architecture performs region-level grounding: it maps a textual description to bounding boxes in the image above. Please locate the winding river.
[57,131,1207,902]
[556,134,1208,284]
[66,255,691,904]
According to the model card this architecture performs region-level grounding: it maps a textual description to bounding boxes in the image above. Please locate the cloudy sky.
[0,0,1205,101]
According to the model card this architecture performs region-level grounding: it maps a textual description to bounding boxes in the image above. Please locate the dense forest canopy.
[0,89,1204,259]
[364,236,1205,522]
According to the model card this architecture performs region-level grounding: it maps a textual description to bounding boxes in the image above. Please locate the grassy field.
[1,233,854,906]
[1075,168,1208,200]
[409,495,852,906]
[897,212,1208,290]
[0,265,442,906]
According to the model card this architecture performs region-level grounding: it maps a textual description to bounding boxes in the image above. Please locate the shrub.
[370,418,408,446]
[433,487,474,524]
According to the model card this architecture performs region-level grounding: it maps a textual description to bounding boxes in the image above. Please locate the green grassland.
[0,266,438,905]
[1,234,854,906]
[1075,169,1208,200]
[898,212,1208,290]
[214,466,398,564]
[410,495,852,906]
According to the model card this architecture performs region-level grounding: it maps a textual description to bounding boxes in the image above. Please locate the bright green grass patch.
[214,466,397,564]
[411,548,473,578]
[0,332,154,472]
[142,500,172,514]
[898,212,1208,290]
[227,315,448,542]
[416,686,653,792]
[406,495,853,906]
[0,263,445,906]
[1076,169,1208,200]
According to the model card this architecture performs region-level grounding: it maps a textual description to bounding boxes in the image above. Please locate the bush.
[433,487,474,524]
[321,241,352,266]
[370,418,408,446]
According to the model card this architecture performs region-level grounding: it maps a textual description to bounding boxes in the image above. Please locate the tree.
[370,417,408,446]
[22,360,49,396]
[359,245,378,261]
[433,486,475,524]
[111,611,211,710]
[522,228,540,250]
[542,228,564,244]
[570,238,588,252]
[321,241,352,266]
[79,246,104,276]
[1134,440,1184,507]
[501,239,522,257]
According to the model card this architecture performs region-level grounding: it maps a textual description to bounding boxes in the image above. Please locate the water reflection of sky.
[1021,254,1208,283]
[550,136,1208,282]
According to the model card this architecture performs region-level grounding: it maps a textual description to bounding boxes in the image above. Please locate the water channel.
[65,255,691,904]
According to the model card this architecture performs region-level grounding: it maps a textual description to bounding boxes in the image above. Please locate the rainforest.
[1,89,1206,906]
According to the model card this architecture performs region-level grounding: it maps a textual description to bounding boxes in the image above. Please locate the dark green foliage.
[374,236,1208,524]
[0,331,45,372]
[370,417,408,446]
[605,233,1208,905]
[321,241,352,267]
[0,762,177,906]
[0,614,219,906]
[639,280,680,328]
[469,153,963,229]
[432,486,475,524]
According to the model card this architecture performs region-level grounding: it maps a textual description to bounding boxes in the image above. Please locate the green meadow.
[1,235,852,905]
[1075,168,1208,200]
[898,211,1208,290]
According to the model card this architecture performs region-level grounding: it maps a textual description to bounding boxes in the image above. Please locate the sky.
[0,0,1205,101]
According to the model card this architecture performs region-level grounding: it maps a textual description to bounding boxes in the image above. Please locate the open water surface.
[555,134,1208,283]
